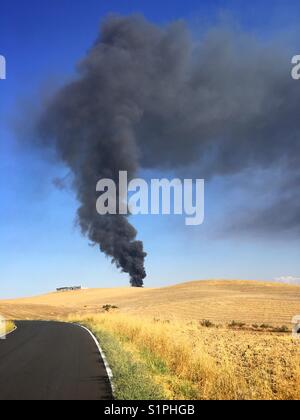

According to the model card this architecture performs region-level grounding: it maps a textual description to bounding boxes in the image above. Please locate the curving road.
[0,321,113,400]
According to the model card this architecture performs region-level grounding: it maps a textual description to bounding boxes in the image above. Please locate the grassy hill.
[1,280,300,400]
[1,280,300,326]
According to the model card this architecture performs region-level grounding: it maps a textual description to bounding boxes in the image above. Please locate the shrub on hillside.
[103,305,119,313]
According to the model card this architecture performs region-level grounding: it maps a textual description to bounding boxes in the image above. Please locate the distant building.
[56,286,82,292]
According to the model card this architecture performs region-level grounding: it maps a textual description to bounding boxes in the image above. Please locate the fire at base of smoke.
[96,172,205,227]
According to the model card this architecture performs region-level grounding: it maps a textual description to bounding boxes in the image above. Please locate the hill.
[1,280,300,325]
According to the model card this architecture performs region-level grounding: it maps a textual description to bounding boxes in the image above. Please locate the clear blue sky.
[1,0,300,298]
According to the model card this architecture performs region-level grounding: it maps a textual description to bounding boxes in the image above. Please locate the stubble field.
[1,280,300,325]
[1,280,300,400]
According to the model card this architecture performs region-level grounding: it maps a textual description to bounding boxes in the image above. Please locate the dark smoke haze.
[36,15,300,285]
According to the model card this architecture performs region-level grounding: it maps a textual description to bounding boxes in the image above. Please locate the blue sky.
[1,0,300,298]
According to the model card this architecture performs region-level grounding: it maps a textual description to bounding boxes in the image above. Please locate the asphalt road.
[0,321,113,400]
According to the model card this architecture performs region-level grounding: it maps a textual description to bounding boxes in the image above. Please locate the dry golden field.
[1,280,300,400]
[70,313,300,400]
[1,280,300,326]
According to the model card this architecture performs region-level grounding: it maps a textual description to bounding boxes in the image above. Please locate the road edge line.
[76,324,115,396]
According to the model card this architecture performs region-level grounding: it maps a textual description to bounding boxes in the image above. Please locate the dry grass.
[5,321,15,334]
[0,320,15,337]
[70,312,300,400]
[1,280,300,326]
[1,280,299,400]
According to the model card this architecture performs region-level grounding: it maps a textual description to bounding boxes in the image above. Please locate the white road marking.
[77,324,115,395]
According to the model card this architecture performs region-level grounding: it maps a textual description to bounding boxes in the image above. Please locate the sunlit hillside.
[1,280,300,326]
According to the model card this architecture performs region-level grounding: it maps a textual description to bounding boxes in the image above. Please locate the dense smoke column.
[38,84,147,286]
[36,14,300,284]
[36,17,156,287]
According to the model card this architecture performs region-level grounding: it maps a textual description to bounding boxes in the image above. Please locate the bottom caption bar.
[101,402,199,417]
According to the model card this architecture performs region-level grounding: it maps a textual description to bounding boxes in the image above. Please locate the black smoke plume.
[36,15,300,285]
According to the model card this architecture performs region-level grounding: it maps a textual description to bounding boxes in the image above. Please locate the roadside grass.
[6,321,15,334]
[79,323,164,400]
[68,313,300,401]
[0,320,15,337]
